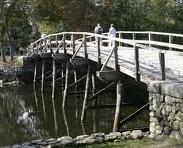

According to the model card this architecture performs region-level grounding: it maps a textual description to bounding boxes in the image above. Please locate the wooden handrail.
[27,31,183,55]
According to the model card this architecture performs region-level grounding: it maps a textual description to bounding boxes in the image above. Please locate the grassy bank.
[87,138,183,148]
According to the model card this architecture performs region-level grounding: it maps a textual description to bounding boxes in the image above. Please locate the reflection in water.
[93,110,97,133]
[41,91,46,119]
[52,95,58,135]
[0,84,149,146]
[81,122,86,135]
[33,85,38,109]
[62,107,69,136]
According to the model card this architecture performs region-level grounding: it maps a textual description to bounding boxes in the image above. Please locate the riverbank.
[88,138,183,148]
[11,130,183,147]
[0,56,34,85]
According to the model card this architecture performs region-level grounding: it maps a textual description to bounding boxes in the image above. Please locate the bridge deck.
[66,42,183,83]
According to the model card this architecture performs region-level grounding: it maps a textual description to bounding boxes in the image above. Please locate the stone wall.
[148,81,183,139]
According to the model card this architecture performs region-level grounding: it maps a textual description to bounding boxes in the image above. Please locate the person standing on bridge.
[94,24,103,34]
[94,24,103,44]
[108,24,117,47]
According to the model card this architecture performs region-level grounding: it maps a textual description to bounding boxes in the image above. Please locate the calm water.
[0,83,149,146]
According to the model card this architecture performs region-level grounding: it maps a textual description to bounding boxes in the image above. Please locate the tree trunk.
[0,42,6,63]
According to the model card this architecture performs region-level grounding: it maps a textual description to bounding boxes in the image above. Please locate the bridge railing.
[26,31,183,81]
[117,31,183,51]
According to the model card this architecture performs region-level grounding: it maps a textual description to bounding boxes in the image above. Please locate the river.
[0,82,149,146]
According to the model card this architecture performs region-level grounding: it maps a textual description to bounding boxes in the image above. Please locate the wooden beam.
[72,34,75,54]
[62,62,70,108]
[81,65,91,122]
[113,80,123,132]
[97,37,101,67]
[100,46,115,71]
[41,59,45,92]
[33,60,37,84]
[71,40,84,59]
[134,46,140,81]
[67,74,87,89]
[159,52,165,80]
[83,34,88,59]
[120,103,149,126]
[52,58,56,99]
[114,42,119,71]
[63,34,66,53]
[87,81,116,102]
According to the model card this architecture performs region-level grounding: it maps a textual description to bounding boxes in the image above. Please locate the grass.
[86,138,183,148]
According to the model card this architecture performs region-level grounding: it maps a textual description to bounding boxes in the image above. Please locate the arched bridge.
[27,31,183,83]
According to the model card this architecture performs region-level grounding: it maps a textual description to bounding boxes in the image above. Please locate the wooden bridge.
[26,31,183,132]
[27,31,183,82]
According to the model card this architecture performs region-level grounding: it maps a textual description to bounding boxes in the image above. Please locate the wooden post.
[169,35,173,50]
[149,33,152,47]
[56,35,58,51]
[92,71,97,106]
[74,69,79,120]
[63,34,66,53]
[114,42,119,71]
[41,90,46,119]
[52,58,56,99]
[62,61,69,108]
[119,33,122,47]
[36,43,39,53]
[71,34,75,54]
[49,36,53,53]
[62,108,70,136]
[81,64,90,122]
[132,33,136,40]
[52,96,58,135]
[41,59,45,92]
[113,41,122,132]
[159,52,165,80]
[33,59,37,84]
[135,46,140,81]
[44,37,47,52]
[61,64,65,90]
[33,85,38,109]
[97,37,101,67]
[83,34,88,59]
[92,71,97,132]
[113,80,122,132]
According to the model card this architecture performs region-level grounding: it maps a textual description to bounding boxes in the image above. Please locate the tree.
[0,0,32,62]
[0,0,19,61]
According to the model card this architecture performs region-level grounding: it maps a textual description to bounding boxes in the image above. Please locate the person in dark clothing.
[94,24,103,34]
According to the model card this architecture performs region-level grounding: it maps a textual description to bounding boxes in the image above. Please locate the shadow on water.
[0,81,149,146]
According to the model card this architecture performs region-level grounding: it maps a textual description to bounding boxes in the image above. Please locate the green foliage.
[0,0,33,58]
[1,0,183,56]
[37,20,66,34]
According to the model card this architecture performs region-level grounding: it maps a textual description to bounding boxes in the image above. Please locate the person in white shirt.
[108,24,117,47]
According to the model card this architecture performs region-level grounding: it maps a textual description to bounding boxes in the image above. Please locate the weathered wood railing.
[26,31,183,82]
[117,31,183,51]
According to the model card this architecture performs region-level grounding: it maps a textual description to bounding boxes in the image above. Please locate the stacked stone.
[12,130,149,148]
[148,81,183,139]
